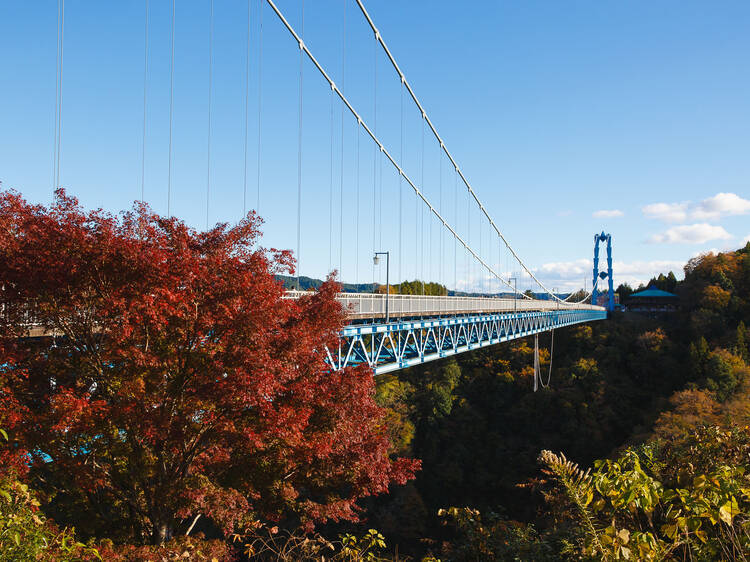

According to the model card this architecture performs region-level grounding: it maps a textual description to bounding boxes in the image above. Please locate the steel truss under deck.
[329,309,607,375]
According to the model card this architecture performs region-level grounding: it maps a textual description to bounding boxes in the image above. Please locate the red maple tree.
[0,343,28,477]
[0,189,418,544]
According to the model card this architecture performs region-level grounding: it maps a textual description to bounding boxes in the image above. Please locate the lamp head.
[373,255,380,265]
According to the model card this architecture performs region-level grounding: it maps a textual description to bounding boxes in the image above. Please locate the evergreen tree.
[736,322,749,362]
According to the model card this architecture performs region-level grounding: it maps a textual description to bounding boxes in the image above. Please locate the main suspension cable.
[353,0,570,302]
[263,0,533,297]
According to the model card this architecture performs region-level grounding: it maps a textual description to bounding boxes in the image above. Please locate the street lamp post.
[374,251,390,323]
[509,277,517,313]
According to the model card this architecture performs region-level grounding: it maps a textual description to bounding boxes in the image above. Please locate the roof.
[629,288,678,299]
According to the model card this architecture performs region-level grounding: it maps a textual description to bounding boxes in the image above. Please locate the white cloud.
[691,248,722,259]
[642,202,689,223]
[593,209,624,218]
[692,192,750,220]
[612,260,685,288]
[689,239,750,259]
[648,223,732,244]
[532,259,684,291]
[455,271,514,294]
[458,257,689,295]
[643,192,750,223]
[537,258,591,279]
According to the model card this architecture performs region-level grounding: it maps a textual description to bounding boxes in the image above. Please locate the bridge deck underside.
[331,309,607,375]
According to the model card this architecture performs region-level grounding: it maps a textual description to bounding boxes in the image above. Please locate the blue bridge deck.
[285,292,607,374]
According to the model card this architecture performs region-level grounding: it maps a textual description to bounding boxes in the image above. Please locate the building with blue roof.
[626,287,679,313]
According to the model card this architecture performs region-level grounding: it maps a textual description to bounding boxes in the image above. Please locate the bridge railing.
[3,292,604,330]
[284,291,604,320]
[0,301,42,326]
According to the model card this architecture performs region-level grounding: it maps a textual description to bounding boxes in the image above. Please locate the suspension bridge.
[6,0,614,375]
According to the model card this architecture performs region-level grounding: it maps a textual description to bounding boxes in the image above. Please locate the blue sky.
[1,1,749,292]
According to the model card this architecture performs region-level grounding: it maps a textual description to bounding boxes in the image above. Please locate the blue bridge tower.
[592,232,615,311]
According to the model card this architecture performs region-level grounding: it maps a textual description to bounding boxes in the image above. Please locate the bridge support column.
[592,232,615,311]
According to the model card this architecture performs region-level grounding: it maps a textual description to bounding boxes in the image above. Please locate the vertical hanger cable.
[439,142,442,288]
[397,76,403,289]
[329,88,335,272]
[338,0,346,280]
[55,0,65,190]
[167,0,175,216]
[206,0,214,229]
[295,0,304,288]
[356,117,360,284]
[421,115,425,296]
[371,28,377,284]
[52,0,60,193]
[242,0,251,215]
[140,0,149,203]
[256,0,263,212]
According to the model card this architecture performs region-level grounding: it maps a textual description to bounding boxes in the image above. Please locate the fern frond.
[540,450,606,558]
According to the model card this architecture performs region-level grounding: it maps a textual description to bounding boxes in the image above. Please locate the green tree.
[704,352,740,402]
[616,282,634,301]
[0,430,100,561]
[735,322,749,362]
[688,337,710,380]
[540,428,750,561]
[666,271,678,292]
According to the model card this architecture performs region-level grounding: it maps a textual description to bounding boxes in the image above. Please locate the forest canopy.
[2,187,750,560]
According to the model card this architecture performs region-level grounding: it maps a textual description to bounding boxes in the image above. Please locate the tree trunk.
[152,520,173,545]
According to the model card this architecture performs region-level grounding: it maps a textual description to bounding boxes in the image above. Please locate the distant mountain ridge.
[276,274,570,300]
